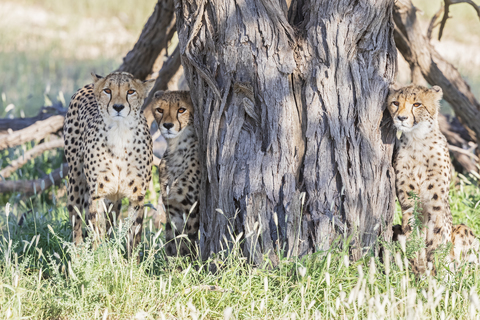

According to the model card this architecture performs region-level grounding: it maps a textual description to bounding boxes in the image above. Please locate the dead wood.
[0,138,64,179]
[117,0,176,79]
[0,163,67,196]
[0,115,64,150]
[438,113,478,173]
[438,0,480,40]
[0,103,66,134]
[394,0,480,143]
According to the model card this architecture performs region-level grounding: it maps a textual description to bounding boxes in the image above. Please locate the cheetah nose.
[397,115,408,121]
[113,104,125,112]
[163,123,174,130]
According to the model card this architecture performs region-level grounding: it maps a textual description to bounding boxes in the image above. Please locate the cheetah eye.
[155,108,164,114]
[103,88,111,94]
[413,102,422,108]
[392,101,399,107]
[178,108,186,114]
[127,90,135,95]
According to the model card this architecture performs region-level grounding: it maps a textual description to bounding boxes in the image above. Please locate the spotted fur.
[151,90,199,257]
[64,72,154,256]
[388,84,452,275]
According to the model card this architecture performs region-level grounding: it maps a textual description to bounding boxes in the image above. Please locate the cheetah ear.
[91,72,104,83]
[153,90,165,99]
[430,85,443,100]
[142,79,156,95]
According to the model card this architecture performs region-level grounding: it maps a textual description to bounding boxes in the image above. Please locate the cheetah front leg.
[126,198,145,261]
[164,201,198,257]
[396,182,430,275]
[86,197,108,245]
[105,199,122,236]
[66,165,88,245]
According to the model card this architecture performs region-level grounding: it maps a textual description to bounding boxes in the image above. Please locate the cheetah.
[387,84,453,275]
[150,90,200,257]
[64,72,154,256]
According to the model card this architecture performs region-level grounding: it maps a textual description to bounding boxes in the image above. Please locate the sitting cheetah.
[387,84,453,275]
[150,90,200,257]
[64,72,154,256]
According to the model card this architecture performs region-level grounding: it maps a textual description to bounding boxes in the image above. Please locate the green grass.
[1,149,480,318]
[0,201,480,319]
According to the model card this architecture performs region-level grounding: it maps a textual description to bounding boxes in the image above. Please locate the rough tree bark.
[175,0,396,264]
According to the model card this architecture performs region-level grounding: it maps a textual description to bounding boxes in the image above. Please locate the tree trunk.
[175,0,397,264]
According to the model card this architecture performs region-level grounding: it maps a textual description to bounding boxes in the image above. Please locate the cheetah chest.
[89,124,149,201]
[395,136,449,202]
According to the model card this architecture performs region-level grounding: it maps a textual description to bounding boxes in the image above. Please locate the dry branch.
[438,0,480,40]
[394,0,480,144]
[0,115,64,150]
[0,163,67,196]
[0,138,64,179]
[0,103,66,133]
[117,0,176,79]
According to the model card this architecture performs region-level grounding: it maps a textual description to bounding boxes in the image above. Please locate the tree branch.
[0,115,64,150]
[117,0,176,79]
[439,0,480,40]
[427,3,444,40]
[0,103,66,133]
[0,138,64,179]
[0,163,67,196]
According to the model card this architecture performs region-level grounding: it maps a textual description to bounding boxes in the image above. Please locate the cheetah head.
[387,85,443,134]
[91,72,154,122]
[151,90,193,139]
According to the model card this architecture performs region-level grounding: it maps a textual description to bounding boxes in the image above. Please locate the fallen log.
[0,115,64,150]
[0,138,64,179]
[0,163,68,196]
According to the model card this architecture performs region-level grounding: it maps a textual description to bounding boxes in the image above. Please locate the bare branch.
[439,0,480,40]
[448,144,479,161]
[0,115,64,150]
[427,3,444,40]
[0,138,64,179]
[0,163,68,196]
[0,103,66,133]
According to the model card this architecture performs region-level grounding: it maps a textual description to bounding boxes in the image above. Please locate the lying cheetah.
[64,72,154,256]
[388,84,453,275]
[150,90,200,257]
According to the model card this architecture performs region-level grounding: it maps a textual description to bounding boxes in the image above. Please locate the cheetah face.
[387,85,443,133]
[151,90,193,139]
[91,72,154,123]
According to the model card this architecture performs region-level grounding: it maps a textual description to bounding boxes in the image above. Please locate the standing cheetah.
[64,72,154,256]
[387,84,453,275]
[150,90,200,257]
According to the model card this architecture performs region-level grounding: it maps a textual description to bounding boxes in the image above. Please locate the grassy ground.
[1,177,480,319]
[1,0,480,319]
